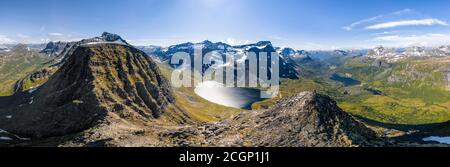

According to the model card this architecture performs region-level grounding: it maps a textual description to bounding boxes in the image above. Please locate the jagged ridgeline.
[0,43,175,137]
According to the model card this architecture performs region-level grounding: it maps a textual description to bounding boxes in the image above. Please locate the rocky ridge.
[0,43,176,138]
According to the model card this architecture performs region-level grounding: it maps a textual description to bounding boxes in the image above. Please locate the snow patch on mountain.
[366,45,449,62]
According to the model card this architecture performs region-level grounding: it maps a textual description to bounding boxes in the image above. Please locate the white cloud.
[44,33,82,43]
[128,36,188,46]
[372,33,450,47]
[48,32,64,36]
[223,38,250,46]
[16,33,30,38]
[343,15,383,31]
[269,36,288,41]
[343,9,448,31]
[366,19,448,30]
[0,35,15,44]
[372,31,398,36]
[343,9,412,31]
[0,33,83,44]
[341,9,450,48]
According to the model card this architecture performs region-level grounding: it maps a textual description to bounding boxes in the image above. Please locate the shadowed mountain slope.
[0,43,175,138]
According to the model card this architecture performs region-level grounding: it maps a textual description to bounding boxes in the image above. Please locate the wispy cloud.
[44,33,83,42]
[343,9,447,31]
[372,33,450,47]
[0,32,84,44]
[268,36,288,41]
[343,9,412,31]
[366,19,448,30]
[343,8,450,48]
[16,33,30,38]
[222,38,250,46]
[371,31,399,36]
[0,35,15,44]
[48,32,64,37]
[343,15,383,31]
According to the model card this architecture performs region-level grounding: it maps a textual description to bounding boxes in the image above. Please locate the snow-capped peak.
[403,46,427,57]
[438,45,450,54]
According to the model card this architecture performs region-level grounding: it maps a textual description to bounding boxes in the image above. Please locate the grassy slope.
[252,60,342,109]
[157,63,242,123]
[337,57,450,124]
[0,49,50,96]
[254,56,450,125]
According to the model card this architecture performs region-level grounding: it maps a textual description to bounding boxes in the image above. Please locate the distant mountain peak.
[439,45,450,53]
[200,40,213,45]
[333,49,349,56]
[365,45,449,62]
[255,41,272,46]
[11,43,28,50]
[40,32,130,61]
[100,32,127,43]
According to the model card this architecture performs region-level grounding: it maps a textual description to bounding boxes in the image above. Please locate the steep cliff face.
[0,43,175,138]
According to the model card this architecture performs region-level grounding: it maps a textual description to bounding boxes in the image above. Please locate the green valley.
[0,45,51,96]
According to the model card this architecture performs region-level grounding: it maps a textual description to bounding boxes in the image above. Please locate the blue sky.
[1,0,450,50]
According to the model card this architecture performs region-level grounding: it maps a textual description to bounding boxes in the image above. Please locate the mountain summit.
[152,91,380,147]
[0,43,175,138]
[99,32,128,44]
[40,32,129,63]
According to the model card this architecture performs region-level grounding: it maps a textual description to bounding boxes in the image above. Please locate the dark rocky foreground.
[0,43,382,147]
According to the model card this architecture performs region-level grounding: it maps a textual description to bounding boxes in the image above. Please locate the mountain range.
[367,46,450,62]
[40,32,129,65]
[0,33,382,147]
[138,40,302,79]
[1,32,450,147]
